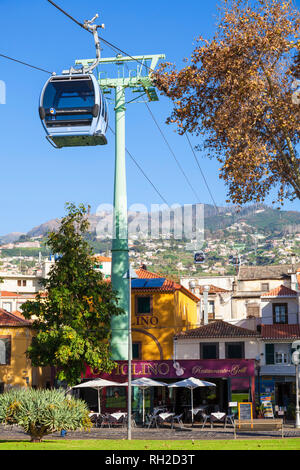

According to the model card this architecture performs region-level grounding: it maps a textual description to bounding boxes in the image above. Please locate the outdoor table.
[158,412,175,427]
[210,412,226,428]
[110,412,127,421]
[192,407,206,416]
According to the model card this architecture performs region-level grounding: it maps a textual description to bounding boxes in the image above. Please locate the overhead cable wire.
[0,53,52,74]
[47,1,200,203]
[47,0,84,28]
[185,132,219,214]
[108,125,169,205]
[143,101,201,202]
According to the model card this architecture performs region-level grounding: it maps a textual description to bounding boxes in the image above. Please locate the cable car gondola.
[39,13,108,149]
[229,255,240,266]
[39,72,108,148]
[194,251,205,264]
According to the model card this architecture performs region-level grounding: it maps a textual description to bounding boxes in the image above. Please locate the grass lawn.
[0,438,300,450]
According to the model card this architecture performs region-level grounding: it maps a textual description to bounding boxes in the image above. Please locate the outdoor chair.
[171,413,184,429]
[147,413,159,428]
[89,413,99,427]
[123,413,136,427]
[100,414,111,428]
[225,414,235,427]
[199,412,211,429]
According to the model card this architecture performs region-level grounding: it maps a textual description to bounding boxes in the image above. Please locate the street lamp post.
[256,360,261,405]
[124,265,138,440]
[292,350,300,428]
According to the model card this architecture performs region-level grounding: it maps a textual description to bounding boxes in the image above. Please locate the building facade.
[0,308,50,391]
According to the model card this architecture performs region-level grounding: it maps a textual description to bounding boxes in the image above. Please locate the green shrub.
[0,388,91,442]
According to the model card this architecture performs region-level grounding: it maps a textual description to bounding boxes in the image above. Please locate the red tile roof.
[0,308,31,327]
[93,256,112,263]
[0,291,36,299]
[261,324,300,340]
[135,268,165,279]
[134,268,200,302]
[261,285,298,298]
[175,320,260,339]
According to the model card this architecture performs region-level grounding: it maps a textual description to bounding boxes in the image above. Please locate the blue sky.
[0,0,299,235]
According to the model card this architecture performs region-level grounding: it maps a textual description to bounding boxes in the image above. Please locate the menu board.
[262,401,274,418]
[238,402,253,421]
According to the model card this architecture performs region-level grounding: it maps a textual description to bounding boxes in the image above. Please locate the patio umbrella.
[73,379,128,414]
[168,377,216,425]
[131,377,168,426]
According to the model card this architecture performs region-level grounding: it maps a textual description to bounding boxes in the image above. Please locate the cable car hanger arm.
[82,14,105,74]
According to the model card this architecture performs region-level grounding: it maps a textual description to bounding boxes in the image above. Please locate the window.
[132,343,141,360]
[266,343,291,365]
[273,303,288,324]
[200,343,219,359]
[22,280,27,287]
[17,280,21,287]
[225,342,244,359]
[0,337,11,365]
[135,296,152,315]
[261,283,269,292]
[208,301,215,319]
[247,303,260,318]
[275,351,288,364]
[265,344,274,364]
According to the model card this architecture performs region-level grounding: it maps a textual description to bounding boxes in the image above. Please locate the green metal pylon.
[111,84,129,360]
[76,53,165,360]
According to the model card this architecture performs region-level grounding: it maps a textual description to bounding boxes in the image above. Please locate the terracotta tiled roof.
[0,291,36,299]
[175,320,260,339]
[261,285,298,298]
[0,308,31,326]
[197,285,229,294]
[238,265,299,281]
[134,268,200,302]
[261,324,300,340]
[136,268,165,279]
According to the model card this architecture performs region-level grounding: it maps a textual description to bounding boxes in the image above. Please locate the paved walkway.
[1,423,300,441]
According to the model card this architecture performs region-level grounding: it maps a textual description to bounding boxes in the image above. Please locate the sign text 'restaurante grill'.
[85,359,255,380]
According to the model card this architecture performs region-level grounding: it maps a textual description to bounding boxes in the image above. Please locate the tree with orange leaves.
[154,0,300,205]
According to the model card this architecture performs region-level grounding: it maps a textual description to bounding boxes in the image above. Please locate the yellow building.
[131,267,200,361]
[0,308,50,391]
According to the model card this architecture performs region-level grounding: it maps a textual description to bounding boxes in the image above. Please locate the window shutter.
[265,344,275,365]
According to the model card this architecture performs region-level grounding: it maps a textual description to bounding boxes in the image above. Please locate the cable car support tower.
[76,36,165,361]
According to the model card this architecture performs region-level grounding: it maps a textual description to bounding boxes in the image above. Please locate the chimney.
[203,285,210,325]
[141,264,147,270]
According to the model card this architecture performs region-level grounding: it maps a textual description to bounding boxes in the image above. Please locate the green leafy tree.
[0,388,91,442]
[22,203,123,386]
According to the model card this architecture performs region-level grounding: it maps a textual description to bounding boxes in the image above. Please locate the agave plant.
[0,388,91,442]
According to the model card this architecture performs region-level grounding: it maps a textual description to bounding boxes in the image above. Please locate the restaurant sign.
[85,359,255,381]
